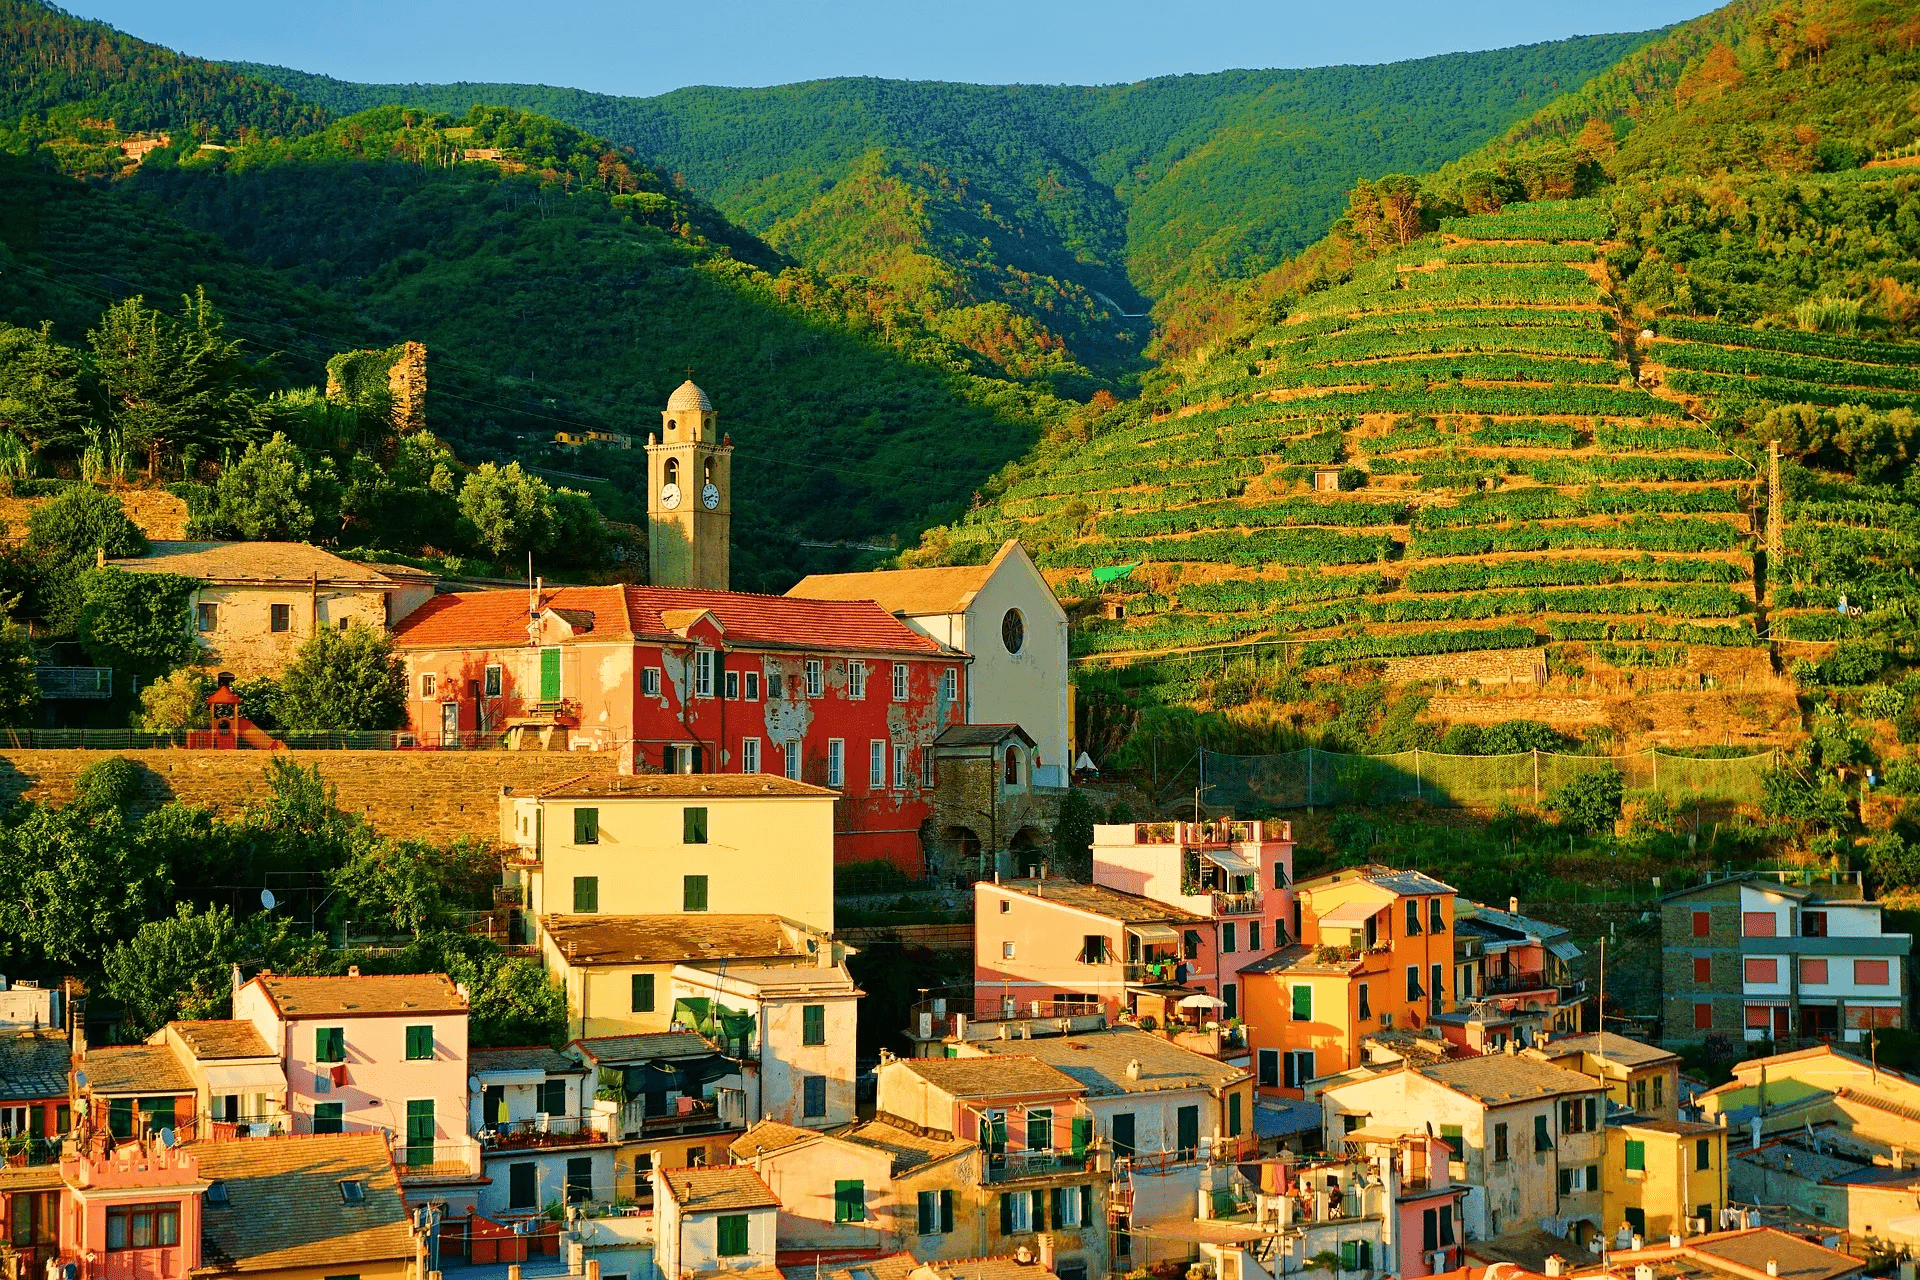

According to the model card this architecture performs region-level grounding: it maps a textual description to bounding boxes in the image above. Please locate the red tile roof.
[394,585,955,657]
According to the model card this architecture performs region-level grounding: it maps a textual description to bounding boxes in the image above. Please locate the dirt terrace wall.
[0,489,190,544]
[0,749,620,844]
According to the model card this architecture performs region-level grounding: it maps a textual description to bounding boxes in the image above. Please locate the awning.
[1317,899,1383,927]
[1202,847,1257,876]
[201,1062,287,1093]
[474,1069,549,1087]
[1127,923,1180,945]
[1547,940,1582,961]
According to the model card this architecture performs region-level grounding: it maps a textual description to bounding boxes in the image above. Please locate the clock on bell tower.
[646,379,733,591]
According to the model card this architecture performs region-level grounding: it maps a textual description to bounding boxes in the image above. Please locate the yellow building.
[1530,1032,1682,1121]
[1604,1118,1728,1240]
[506,773,838,936]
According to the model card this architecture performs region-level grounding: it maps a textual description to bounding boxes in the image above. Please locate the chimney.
[95,547,105,569]
[1509,896,1519,914]
[1767,1262,1779,1278]
[1545,1258,1565,1278]
[347,965,361,978]
[1126,1059,1142,1081]
[1670,1235,1683,1248]
[1014,1246,1034,1266]
[1635,1266,1655,1280]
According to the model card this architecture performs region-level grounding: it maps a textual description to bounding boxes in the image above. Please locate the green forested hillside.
[239,32,1659,381]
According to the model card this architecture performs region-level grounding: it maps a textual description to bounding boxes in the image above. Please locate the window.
[694,649,716,698]
[1258,1050,1279,1088]
[271,603,292,633]
[716,1214,750,1257]
[566,1156,592,1203]
[196,602,218,632]
[1694,956,1713,983]
[1694,1002,1713,1030]
[1291,985,1312,1021]
[574,807,599,844]
[1406,899,1422,935]
[768,672,784,699]
[573,876,599,913]
[894,744,909,789]
[784,738,800,781]
[632,974,655,1013]
[1423,1205,1456,1249]
[1856,959,1891,985]
[893,663,909,700]
[1184,930,1201,960]
[1027,1108,1053,1151]
[1275,863,1288,890]
[941,667,957,702]
[106,1202,180,1251]
[922,745,935,787]
[848,661,867,699]
[683,875,708,912]
[1742,911,1777,937]
[315,1027,345,1063]
[1693,910,1712,937]
[483,664,503,697]
[1358,982,1371,1022]
[1430,897,1446,932]
[1802,910,1828,937]
[1223,982,1238,1021]
[745,672,760,701]
[642,668,661,696]
[870,739,885,790]
[834,1179,865,1223]
[1004,747,1021,786]
[1111,1113,1135,1156]
[1744,957,1779,984]
[1248,920,1261,951]
[1055,1184,1091,1228]
[1440,1124,1463,1156]
[1625,1139,1646,1171]
[1229,1091,1243,1138]
[724,669,740,700]
[1431,962,1445,1014]
[1697,1138,1712,1170]
[803,1005,826,1046]
[741,737,760,773]
[1221,923,1237,954]
[805,659,823,697]
[1002,1190,1033,1234]
[683,807,708,844]
[827,739,844,788]
[1079,935,1109,964]
[802,1075,827,1118]
[1003,941,1016,960]
[420,673,437,699]
[1406,965,1423,1002]
[1653,1075,1664,1109]
[314,1102,344,1134]
[1534,1114,1553,1151]
[405,1025,433,1061]
[918,1189,956,1235]
[1801,958,1828,984]
[1341,1241,1373,1271]
[1493,1122,1509,1162]
[1283,1050,1314,1089]
[1002,608,1025,654]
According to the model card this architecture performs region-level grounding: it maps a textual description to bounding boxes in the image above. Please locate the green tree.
[329,836,497,937]
[1051,787,1099,881]
[102,902,332,1037]
[1549,765,1624,835]
[209,432,321,540]
[24,486,147,633]
[0,623,38,727]
[88,289,257,475]
[1864,831,1920,895]
[458,461,556,558]
[0,786,171,974]
[0,321,91,454]
[76,569,198,679]
[135,666,211,731]
[274,622,407,731]
[548,487,610,566]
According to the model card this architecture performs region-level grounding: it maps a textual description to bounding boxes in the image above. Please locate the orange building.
[1242,866,1457,1096]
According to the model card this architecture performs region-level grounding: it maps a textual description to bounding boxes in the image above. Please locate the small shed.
[1312,469,1343,493]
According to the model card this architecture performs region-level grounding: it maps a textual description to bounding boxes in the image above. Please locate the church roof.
[667,380,713,412]
[787,539,1019,616]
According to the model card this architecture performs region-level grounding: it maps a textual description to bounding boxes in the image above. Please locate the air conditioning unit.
[1688,1218,1708,1235]
[1430,1251,1452,1272]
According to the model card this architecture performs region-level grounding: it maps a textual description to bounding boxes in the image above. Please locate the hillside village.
[0,0,1919,1277]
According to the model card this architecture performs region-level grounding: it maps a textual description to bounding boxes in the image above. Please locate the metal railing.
[34,666,112,699]
[986,1149,1095,1183]
[480,1114,613,1150]
[1124,960,1185,984]
[1214,891,1263,916]
[0,1137,62,1166]
[1128,820,1285,847]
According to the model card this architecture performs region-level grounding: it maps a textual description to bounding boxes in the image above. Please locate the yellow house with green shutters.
[1604,1118,1729,1240]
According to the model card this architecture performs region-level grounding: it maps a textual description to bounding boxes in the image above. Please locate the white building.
[788,540,1070,785]
[1733,881,1907,1042]
[468,1045,616,1219]
[670,959,862,1130]
[654,1165,781,1279]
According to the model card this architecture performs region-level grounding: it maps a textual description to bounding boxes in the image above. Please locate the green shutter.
[717,1214,749,1256]
[684,875,709,911]
[1625,1139,1646,1171]
[1536,1114,1553,1151]
[835,1179,864,1223]
[803,1004,826,1046]
[1070,1116,1091,1157]
[941,1189,955,1233]
[1229,1091,1243,1138]
[574,808,598,844]
[314,1102,343,1134]
[406,1099,435,1166]
[632,973,655,1013]
[316,1027,344,1063]
[540,648,561,701]
[1291,985,1312,1020]
[406,1026,433,1060]
[918,1190,936,1234]
[574,877,599,913]
[684,807,708,844]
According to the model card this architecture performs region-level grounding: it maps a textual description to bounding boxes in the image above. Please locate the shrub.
[1550,766,1624,834]
[275,623,408,731]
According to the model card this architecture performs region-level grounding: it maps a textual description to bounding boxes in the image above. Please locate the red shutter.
[1693,957,1712,983]
[1855,959,1890,986]
[1692,911,1711,938]
[1694,1003,1713,1030]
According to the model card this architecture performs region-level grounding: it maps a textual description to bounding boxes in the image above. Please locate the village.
[0,382,1909,1280]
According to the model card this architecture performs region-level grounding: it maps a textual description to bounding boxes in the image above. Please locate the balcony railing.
[480,1113,613,1150]
[1123,960,1185,984]
[1483,971,1555,996]
[986,1149,1096,1183]
[617,1089,747,1139]
[1214,890,1263,916]
[0,1137,62,1166]
[397,1136,483,1180]
[1127,820,1287,847]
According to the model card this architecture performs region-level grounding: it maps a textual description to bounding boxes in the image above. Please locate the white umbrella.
[1178,994,1226,1010]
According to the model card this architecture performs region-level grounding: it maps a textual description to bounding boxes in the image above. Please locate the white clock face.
[660,482,682,511]
[702,482,720,511]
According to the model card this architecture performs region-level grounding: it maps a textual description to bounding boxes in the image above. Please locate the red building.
[392,583,969,873]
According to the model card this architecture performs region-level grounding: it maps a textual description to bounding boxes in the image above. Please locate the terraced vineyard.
[937,200,1772,675]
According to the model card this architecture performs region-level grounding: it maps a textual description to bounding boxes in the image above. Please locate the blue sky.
[71,0,1720,97]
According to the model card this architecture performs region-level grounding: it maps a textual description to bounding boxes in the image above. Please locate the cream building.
[789,539,1070,785]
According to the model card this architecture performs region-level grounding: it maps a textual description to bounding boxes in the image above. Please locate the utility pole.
[1766,438,1784,604]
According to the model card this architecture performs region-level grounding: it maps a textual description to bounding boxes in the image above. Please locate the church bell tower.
[646,379,733,591]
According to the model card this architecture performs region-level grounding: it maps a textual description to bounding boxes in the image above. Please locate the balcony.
[480,1113,614,1151]
[912,997,1106,1041]
[617,1089,747,1139]
[0,1137,62,1167]
[1213,890,1263,917]
[1126,820,1289,848]
[986,1148,1096,1183]
[398,1136,484,1183]
[1124,960,1185,985]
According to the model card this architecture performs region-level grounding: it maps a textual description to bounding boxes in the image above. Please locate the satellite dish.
[159,1126,176,1148]
[468,1076,481,1092]
[260,889,277,910]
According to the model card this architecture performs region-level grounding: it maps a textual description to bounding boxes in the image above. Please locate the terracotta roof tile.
[1417,1055,1605,1104]
[571,1032,721,1064]
[0,1029,69,1101]
[82,1044,192,1095]
[471,1046,584,1076]
[994,879,1210,925]
[965,1027,1247,1095]
[541,915,809,966]
[891,1055,1085,1100]
[841,1120,975,1172]
[108,541,396,586]
[537,774,834,799]
[788,557,1000,617]
[169,1020,272,1060]
[255,973,467,1018]
[661,1164,779,1211]
[1535,1031,1677,1068]
[728,1119,824,1161]
[196,1133,414,1273]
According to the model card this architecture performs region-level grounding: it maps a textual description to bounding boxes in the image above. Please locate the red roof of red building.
[393,585,955,657]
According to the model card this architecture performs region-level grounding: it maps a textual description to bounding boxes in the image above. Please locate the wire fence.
[0,729,498,750]
[1199,746,1778,812]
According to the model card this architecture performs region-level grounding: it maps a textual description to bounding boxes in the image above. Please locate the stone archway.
[930,824,984,885]
[1008,825,1050,877]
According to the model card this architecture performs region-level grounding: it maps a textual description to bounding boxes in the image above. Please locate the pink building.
[58,1138,206,1278]
[233,969,471,1168]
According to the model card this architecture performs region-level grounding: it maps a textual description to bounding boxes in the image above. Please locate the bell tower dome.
[646,378,732,590]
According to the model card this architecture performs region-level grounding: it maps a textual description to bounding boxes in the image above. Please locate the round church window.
[1001,608,1025,655]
